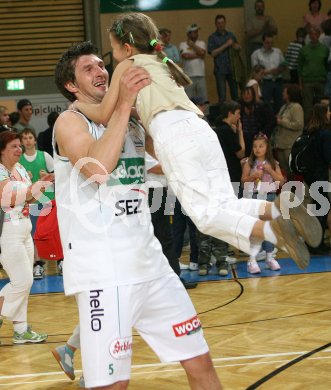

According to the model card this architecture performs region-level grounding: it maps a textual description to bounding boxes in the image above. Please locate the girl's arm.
[241,162,260,183]
[75,59,133,124]
[264,163,285,185]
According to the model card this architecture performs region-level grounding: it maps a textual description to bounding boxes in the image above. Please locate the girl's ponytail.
[149,39,192,87]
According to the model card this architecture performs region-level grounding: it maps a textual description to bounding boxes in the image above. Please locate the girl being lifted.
[71,12,322,268]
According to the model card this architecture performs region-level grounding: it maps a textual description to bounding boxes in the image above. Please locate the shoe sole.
[271,218,310,269]
[198,270,208,276]
[13,337,47,344]
[51,349,75,380]
[219,271,229,276]
[275,192,322,248]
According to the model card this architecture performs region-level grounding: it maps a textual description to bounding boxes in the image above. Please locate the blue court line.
[0,256,330,294]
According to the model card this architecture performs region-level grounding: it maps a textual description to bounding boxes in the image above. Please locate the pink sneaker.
[265,258,281,271]
[247,261,261,274]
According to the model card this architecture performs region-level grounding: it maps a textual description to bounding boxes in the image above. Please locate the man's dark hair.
[215,14,226,23]
[55,41,99,102]
[262,32,274,42]
[286,85,302,105]
[47,111,60,128]
[219,101,241,120]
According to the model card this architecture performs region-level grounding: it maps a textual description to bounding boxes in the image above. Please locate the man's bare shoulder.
[55,110,93,161]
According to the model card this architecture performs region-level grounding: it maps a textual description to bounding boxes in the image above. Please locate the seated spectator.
[273,85,304,177]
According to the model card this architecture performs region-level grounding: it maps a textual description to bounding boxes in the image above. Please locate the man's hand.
[118,66,151,107]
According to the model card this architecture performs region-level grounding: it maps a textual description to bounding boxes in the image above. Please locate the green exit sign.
[6,79,25,91]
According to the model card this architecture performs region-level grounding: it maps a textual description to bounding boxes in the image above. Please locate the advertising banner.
[100,0,243,13]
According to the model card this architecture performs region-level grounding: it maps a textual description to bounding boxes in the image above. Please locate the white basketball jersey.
[54,112,172,295]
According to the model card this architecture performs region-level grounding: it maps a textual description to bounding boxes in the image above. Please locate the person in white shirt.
[251,33,286,114]
[179,24,208,101]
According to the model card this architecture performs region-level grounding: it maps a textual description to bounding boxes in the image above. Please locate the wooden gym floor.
[1,250,331,389]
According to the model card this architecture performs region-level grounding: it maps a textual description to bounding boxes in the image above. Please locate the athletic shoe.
[247,261,261,274]
[57,260,63,276]
[225,256,237,265]
[13,326,48,344]
[33,264,44,280]
[198,264,209,276]
[180,278,198,289]
[218,264,229,276]
[79,376,85,388]
[189,262,198,271]
[52,345,75,380]
[275,191,322,248]
[179,262,189,270]
[265,258,281,271]
[270,217,310,269]
[256,249,278,261]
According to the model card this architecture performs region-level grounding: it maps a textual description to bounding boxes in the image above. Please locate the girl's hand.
[255,170,263,179]
[263,163,272,173]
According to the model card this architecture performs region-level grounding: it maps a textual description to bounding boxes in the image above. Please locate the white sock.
[263,222,278,245]
[67,324,80,349]
[271,203,281,219]
[249,256,257,264]
[14,322,28,334]
[266,252,274,261]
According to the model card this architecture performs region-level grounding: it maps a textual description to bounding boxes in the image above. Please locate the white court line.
[0,350,331,385]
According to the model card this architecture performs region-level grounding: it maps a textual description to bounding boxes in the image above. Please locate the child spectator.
[242,133,284,273]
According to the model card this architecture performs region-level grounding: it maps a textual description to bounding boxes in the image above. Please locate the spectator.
[242,133,284,273]
[15,99,35,133]
[273,85,304,176]
[215,101,245,193]
[251,33,287,114]
[303,0,328,31]
[146,151,197,289]
[285,27,307,84]
[19,129,56,279]
[179,23,208,101]
[246,64,265,101]
[159,28,180,64]
[0,106,11,132]
[246,0,278,57]
[239,86,276,156]
[298,26,329,123]
[37,112,59,157]
[0,130,50,344]
[8,112,19,130]
[320,19,331,105]
[303,103,331,254]
[172,199,199,272]
[208,14,240,103]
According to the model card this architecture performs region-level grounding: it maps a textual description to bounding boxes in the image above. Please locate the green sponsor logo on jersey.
[107,157,145,186]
